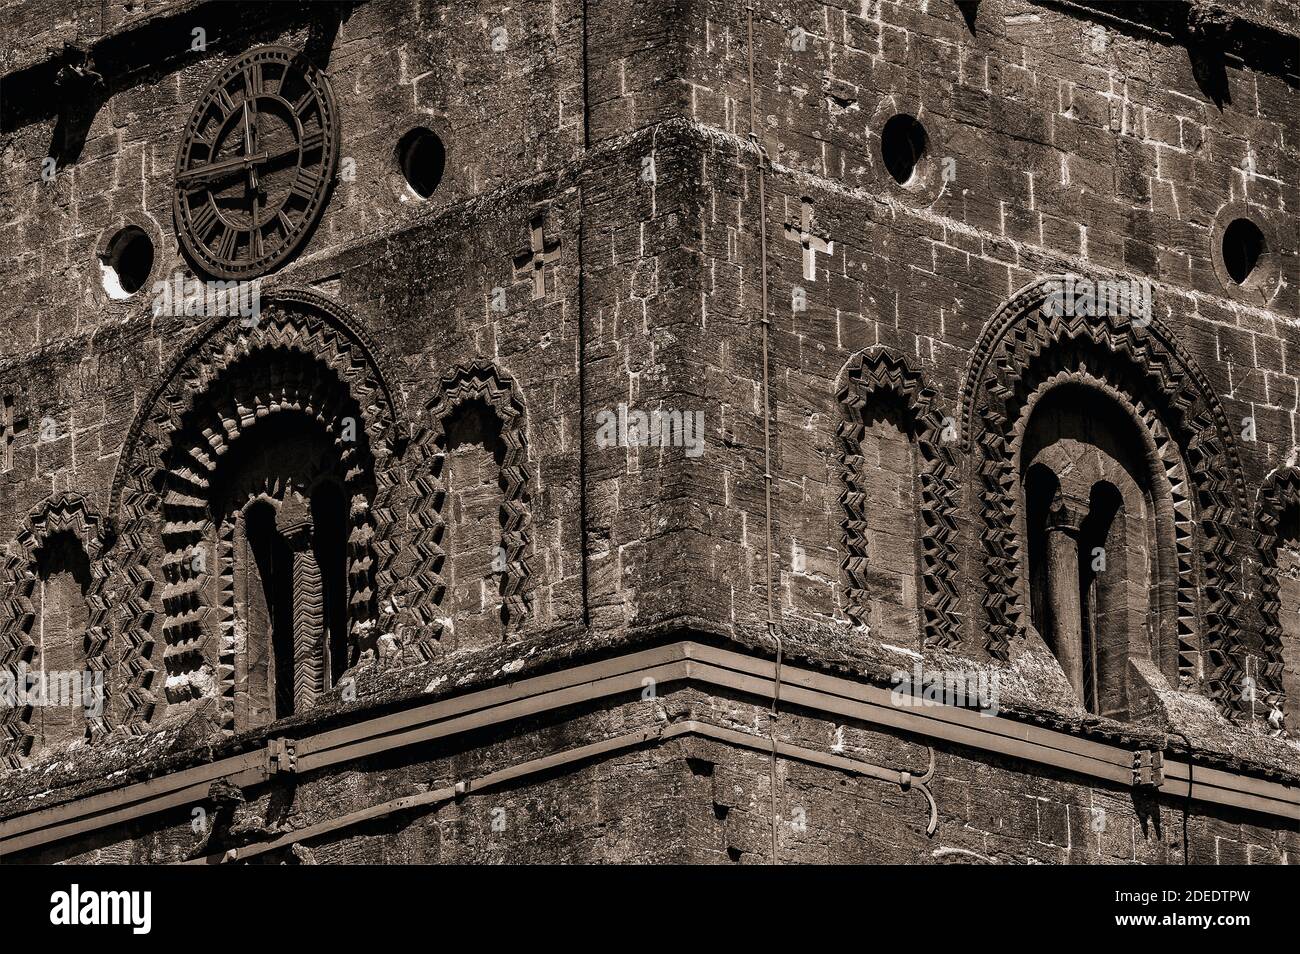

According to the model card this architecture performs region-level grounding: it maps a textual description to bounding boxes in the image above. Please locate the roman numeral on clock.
[215,225,239,262]
[290,167,322,201]
[189,200,219,238]
[243,63,264,98]
[301,128,324,153]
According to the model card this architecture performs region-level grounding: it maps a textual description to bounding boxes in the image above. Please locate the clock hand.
[263,144,307,167]
[242,101,259,192]
[179,151,270,184]
[250,186,260,257]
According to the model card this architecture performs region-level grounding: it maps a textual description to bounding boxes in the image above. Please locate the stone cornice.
[2,639,1296,858]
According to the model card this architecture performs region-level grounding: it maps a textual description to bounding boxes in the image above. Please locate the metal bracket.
[897,747,939,836]
[1132,749,1163,787]
[265,738,297,777]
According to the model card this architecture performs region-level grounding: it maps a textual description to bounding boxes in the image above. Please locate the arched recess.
[1253,466,1297,730]
[836,347,961,649]
[0,493,112,766]
[1016,373,1184,719]
[959,275,1251,714]
[109,289,409,733]
[404,362,533,658]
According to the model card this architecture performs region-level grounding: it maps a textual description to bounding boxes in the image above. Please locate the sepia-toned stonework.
[0,0,1296,864]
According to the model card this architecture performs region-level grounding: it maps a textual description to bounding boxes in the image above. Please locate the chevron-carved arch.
[959,275,1252,715]
[404,361,533,656]
[109,289,409,731]
[835,347,961,649]
[0,493,113,767]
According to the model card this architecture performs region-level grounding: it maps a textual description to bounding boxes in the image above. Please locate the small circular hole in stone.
[880,114,928,186]
[397,127,446,199]
[1221,218,1266,286]
[100,226,154,298]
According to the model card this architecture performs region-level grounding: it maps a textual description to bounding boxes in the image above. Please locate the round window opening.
[100,226,154,299]
[1221,218,1267,286]
[880,114,928,186]
[397,127,446,199]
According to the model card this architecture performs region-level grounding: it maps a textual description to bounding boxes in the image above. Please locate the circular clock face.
[173,46,338,281]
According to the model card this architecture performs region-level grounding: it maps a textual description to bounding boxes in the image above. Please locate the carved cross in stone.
[514,216,561,300]
[2,395,28,473]
[784,198,834,281]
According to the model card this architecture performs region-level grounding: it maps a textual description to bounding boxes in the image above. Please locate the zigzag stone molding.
[108,290,408,730]
[959,275,1254,716]
[835,346,962,650]
[405,361,534,656]
[1253,465,1299,722]
[0,493,113,767]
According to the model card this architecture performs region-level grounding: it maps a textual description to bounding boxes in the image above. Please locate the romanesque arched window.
[408,363,533,657]
[836,348,960,649]
[444,398,509,652]
[112,292,405,736]
[29,531,92,755]
[194,374,368,732]
[0,494,110,766]
[1020,382,1177,719]
[962,275,1255,714]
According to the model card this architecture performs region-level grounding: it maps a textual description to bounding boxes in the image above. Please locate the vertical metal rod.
[747,4,782,866]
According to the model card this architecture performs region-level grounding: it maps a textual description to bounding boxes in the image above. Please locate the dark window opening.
[1024,462,1059,653]
[1222,218,1266,285]
[101,226,154,297]
[397,127,446,199]
[311,481,352,687]
[880,114,928,186]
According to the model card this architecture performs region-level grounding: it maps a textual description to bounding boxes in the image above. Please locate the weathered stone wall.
[0,0,595,728]
[670,0,1298,722]
[0,0,1296,863]
[11,681,1297,864]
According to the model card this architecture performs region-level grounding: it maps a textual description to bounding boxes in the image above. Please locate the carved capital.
[1045,492,1090,535]
[276,492,314,548]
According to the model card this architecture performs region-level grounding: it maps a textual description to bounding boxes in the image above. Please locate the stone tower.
[0,0,1296,864]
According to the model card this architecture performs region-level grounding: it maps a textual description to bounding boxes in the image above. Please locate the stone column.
[278,492,323,713]
[1045,493,1089,703]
